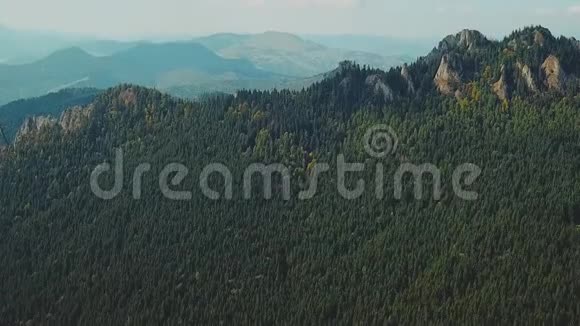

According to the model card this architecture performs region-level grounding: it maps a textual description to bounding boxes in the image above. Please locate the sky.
[0,0,579,40]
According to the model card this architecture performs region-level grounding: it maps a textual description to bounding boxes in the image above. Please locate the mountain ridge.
[2,30,580,323]
[0,41,277,105]
[7,25,580,145]
[195,31,408,77]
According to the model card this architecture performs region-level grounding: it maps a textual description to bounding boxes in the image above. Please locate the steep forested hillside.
[0,27,580,325]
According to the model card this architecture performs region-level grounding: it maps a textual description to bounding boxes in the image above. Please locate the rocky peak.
[541,55,566,92]
[458,29,488,51]
[15,106,94,144]
[439,29,488,52]
[493,65,510,101]
[365,74,394,102]
[59,105,94,133]
[434,54,462,95]
[401,64,416,94]
[507,26,554,50]
[119,88,137,107]
[15,116,57,143]
[516,62,538,93]
[534,30,545,47]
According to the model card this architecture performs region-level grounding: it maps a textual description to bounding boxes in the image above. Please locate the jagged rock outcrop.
[15,106,94,144]
[365,75,394,102]
[401,64,416,94]
[507,39,519,51]
[59,105,94,133]
[541,55,566,92]
[458,29,488,51]
[439,29,488,52]
[507,27,553,51]
[534,30,545,47]
[15,116,57,143]
[516,62,538,93]
[493,65,510,100]
[119,88,137,107]
[434,54,462,95]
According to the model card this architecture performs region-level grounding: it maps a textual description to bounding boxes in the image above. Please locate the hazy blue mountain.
[194,31,409,77]
[0,43,278,105]
[75,40,142,57]
[0,25,75,64]
[0,25,140,64]
[302,34,437,60]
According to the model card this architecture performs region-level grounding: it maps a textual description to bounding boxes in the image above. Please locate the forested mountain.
[194,31,408,77]
[0,27,410,105]
[1,26,580,324]
[0,43,278,106]
[0,33,405,106]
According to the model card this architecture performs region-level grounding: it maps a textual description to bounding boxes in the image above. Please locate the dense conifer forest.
[0,27,579,324]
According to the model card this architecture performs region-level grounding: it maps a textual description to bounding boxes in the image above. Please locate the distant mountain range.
[5,26,579,144]
[0,27,413,105]
[0,42,281,105]
[194,31,408,77]
[302,34,436,59]
[0,25,137,64]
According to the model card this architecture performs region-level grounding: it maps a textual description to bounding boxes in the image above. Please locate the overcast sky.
[1,0,579,39]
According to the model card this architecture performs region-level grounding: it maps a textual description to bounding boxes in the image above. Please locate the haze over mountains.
[303,34,434,60]
[0,25,418,105]
[194,31,408,77]
[0,43,278,106]
[0,25,137,64]
[2,25,579,137]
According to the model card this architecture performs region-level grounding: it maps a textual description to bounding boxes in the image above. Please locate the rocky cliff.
[434,54,462,96]
[439,29,489,52]
[15,105,94,144]
[401,64,416,95]
[15,116,58,143]
[541,55,566,92]
[493,65,510,100]
[365,74,394,102]
[516,62,538,93]
[59,105,94,133]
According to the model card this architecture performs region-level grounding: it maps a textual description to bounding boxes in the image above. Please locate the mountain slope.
[195,31,408,77]
[0,43,277,105]
[307,27,580,105]
[1,27,580,324]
